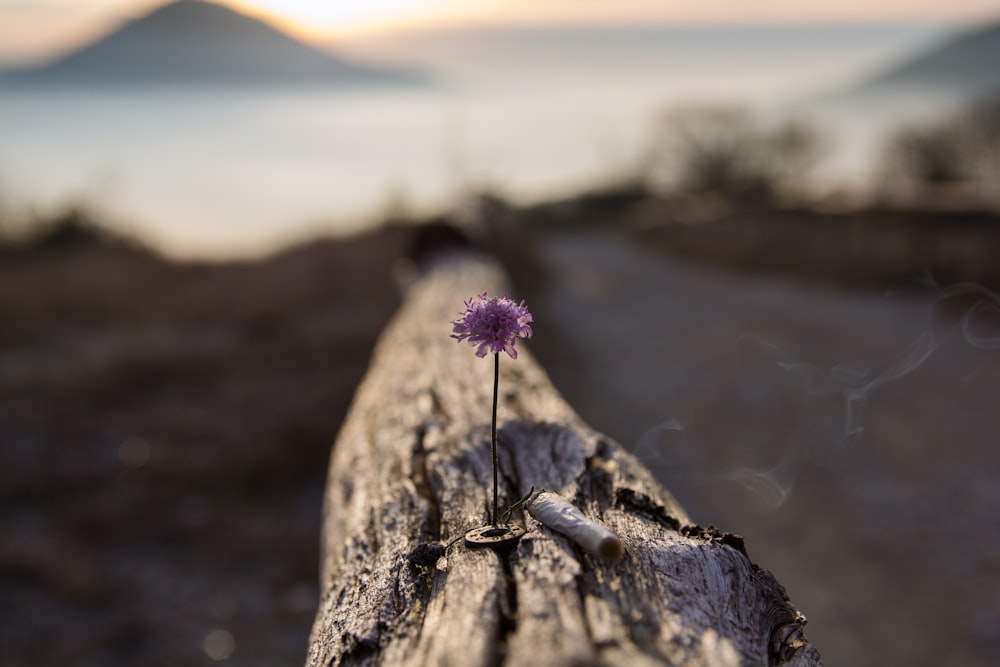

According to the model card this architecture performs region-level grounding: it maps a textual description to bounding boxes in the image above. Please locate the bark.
[306,251,822,667]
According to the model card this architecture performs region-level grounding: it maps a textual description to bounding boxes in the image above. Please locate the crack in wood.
[577,452,616,512]
[412,420,441,542]
[769,613,816,667]
[336,629,379,664]
[495,552,520,667]
[614,488,683,531]
[680,524,751,564]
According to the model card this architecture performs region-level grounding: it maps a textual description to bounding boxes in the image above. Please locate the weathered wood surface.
[307,252,822,667]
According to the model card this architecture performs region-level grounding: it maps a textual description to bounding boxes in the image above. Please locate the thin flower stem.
[451,291,533,530]
[491,351,499,527]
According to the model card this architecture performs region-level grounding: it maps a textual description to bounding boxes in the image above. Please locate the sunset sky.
[0,0,996,64]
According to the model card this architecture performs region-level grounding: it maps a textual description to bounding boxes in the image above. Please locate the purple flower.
[452,291,534,359]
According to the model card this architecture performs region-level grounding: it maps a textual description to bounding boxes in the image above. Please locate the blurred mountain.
[0,0,423,87]
[844,20,1000,100]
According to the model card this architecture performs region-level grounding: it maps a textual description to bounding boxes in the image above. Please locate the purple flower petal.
[451,291,534,359]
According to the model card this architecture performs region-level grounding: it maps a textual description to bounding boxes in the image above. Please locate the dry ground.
[0,218,409,666]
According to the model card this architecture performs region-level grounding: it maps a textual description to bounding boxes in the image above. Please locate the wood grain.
[306,252,822,666]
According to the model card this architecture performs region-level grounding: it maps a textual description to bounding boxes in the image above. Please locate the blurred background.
[1,1,998,665]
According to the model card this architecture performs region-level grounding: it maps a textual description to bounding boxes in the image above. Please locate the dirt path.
[523,230,1000,667]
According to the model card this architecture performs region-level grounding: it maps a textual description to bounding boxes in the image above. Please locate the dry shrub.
[879,93,1000,210]
[642,104,826,206]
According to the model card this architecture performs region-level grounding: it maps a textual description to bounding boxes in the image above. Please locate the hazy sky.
[0,0,996,64]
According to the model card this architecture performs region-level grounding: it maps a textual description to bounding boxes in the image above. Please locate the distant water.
[0,22,952,258]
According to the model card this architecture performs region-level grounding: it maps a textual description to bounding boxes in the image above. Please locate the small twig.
[501,486,537,524]
[527,491,624,561]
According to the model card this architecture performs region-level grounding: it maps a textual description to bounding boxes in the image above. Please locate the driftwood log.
[306,251,822,667]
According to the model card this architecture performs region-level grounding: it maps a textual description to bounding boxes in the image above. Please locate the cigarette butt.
[528,491,624,561]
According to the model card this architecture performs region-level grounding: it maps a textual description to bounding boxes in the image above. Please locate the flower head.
[451,291,533,359]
